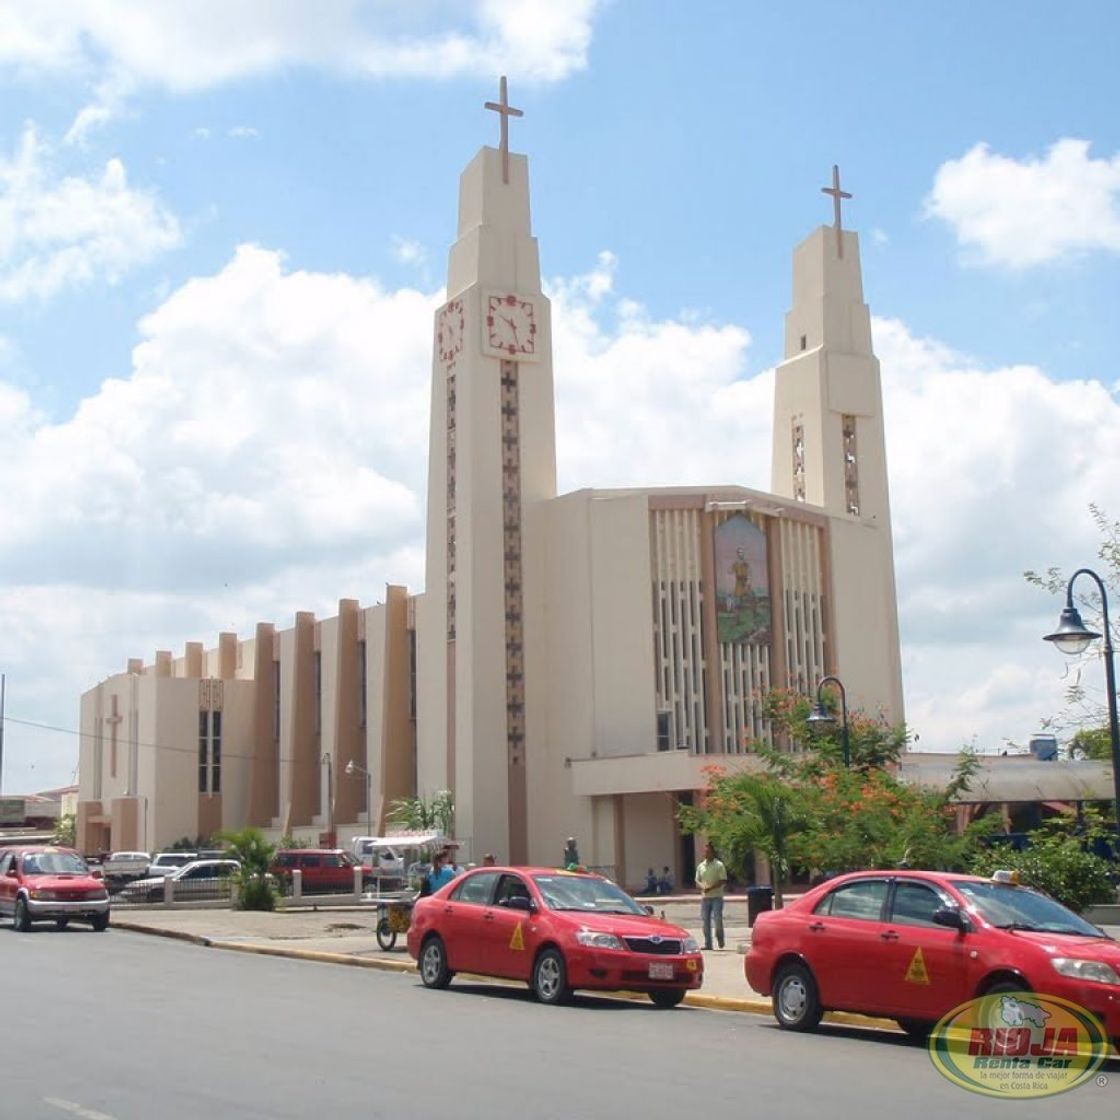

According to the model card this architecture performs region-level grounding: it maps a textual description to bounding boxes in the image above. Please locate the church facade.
[77,95,902,889]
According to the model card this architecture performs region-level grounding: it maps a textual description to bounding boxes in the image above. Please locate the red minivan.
[270,849,372,894]
[0,846,110,931]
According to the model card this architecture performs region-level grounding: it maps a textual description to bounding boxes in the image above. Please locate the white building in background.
[78,88,902,887]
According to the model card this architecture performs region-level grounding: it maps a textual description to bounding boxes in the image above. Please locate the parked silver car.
[119,859,241,903]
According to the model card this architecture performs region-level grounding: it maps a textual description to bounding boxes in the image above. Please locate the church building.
[77,84,903,888]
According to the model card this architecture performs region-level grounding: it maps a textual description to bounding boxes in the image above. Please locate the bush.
[218,827,280,912]
[971,816,1117,914]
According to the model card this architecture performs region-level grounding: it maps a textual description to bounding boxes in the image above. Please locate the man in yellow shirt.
[695,842,728,950]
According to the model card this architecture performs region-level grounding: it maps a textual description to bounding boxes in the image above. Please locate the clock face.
[485,293,537,359]
[437,299,465,365]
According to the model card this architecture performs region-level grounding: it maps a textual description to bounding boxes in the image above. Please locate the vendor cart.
[375,891,417,950]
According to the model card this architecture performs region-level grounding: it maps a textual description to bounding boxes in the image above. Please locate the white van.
[350,837,405,877]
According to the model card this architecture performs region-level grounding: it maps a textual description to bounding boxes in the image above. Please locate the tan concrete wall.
[621,793,677,893]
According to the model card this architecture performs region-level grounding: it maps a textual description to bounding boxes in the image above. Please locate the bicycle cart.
[375,893,416,951]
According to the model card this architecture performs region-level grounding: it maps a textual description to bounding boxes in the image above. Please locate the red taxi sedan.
[745,869,1120,1050]
[0,846,110,932]
[407,866,703,1007]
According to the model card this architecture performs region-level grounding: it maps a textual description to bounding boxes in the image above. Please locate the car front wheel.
[649,988,686,1009]
[91,912,109,932]
[532,948,572,1005]
[772,961,823,1032]
[419,936,452,989]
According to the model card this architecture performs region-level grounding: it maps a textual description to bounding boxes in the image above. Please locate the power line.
[2,714,335,770]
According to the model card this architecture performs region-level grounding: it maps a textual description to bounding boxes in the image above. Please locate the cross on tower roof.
[484,75,523,185]
[820,164,853,258]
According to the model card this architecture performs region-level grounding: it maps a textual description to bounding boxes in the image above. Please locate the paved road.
[10,927,1114,1119]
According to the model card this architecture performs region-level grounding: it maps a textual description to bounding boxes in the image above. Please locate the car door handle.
[443,906,453,915]
[880,930,899,941]
[808,921,825,932]
[483,913,495,921]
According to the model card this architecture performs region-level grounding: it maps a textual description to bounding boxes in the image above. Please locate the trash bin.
[746,885,774,926]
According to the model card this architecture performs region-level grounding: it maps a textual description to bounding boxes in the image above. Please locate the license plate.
[648,962,674,980]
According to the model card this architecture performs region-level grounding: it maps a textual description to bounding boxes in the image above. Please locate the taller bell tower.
[771,167,903,720]
[415,80,557,863]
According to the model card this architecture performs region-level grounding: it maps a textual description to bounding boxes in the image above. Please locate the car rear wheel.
[419,936,452,989]
[896,1018,932,1042]
[773,961,822,1032]
[55,918,69,931]
[376,918,397,951]
[12,897,31,933]
[532,948,572,1005]
[649,988,686,1009]
[91,912,109,932]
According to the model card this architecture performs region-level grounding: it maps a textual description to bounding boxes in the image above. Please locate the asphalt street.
[9,927,1115,1119]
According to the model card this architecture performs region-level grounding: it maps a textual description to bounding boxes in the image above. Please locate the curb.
[111,920,900,1031]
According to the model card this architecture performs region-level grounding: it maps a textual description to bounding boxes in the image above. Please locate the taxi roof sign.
[990,869,1021,885]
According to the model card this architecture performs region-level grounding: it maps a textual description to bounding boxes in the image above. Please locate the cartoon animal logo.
[999,995,1050,1028]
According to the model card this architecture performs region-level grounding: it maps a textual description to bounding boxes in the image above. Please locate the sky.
[1,0,1118,793]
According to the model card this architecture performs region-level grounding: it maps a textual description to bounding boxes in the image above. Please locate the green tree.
[218,827,278,911]
[388,790,455,836]
[54,812,76,848]
[970,811,1117,914]
[680,690,991,904]
[679,768,810,908]
[1069,726,1113,762]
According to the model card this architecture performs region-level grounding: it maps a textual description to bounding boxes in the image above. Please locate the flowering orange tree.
[679,690,991,903]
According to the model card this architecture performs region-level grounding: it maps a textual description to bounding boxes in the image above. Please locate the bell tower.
[415,79,557,863]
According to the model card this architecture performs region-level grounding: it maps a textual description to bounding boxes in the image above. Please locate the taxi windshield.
[22,852,88,876]
[952,880,1107,938]
[532,874,646,915]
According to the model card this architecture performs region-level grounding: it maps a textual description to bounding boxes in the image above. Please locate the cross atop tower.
[484,75,523,185]
[820,164,853,258]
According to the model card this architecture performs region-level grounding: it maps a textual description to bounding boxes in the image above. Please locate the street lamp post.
[1043,567,1120,850]
[807,674,851,768]
[345,759,374,834]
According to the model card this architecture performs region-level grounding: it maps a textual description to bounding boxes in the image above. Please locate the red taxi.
[745,869,1120,1050]
[0,845,110,932]
[407,866,703,1007]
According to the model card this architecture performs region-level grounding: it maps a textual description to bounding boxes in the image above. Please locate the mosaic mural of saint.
[714,514,771,644]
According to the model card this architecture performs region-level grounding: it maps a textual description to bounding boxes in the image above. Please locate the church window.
[791,421,806,501]
[272,660,281,741]
[656,711,672,752]
[799,334,807,351]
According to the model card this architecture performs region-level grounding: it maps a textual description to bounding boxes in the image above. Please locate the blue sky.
[1,1,1118,793]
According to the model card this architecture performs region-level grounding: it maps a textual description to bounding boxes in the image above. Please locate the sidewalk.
[107,899,882,1025]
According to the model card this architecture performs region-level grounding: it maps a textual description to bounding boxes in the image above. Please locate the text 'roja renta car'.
[407,866,703,1007]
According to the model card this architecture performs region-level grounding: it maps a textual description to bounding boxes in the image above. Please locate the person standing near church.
[695,842,727,950]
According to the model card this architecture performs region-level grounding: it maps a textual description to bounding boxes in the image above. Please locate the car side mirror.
[642,904,655,916]
[6,868,18,877]
[90,868,104,880]
[932,905,970,932]
[506,896,534,912]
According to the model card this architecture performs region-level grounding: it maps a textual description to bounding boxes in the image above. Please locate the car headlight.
[575,931,625,950]
[29,889,57,901]
[86,890,109,901]
[682,936,700,954]
[1051,958,1120,986]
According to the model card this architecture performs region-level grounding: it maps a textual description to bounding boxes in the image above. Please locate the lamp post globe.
[1043,567,1120,851]
[1044,604,1100,657]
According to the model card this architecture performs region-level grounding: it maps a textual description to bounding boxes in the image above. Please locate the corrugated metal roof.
[899,756,1115,803]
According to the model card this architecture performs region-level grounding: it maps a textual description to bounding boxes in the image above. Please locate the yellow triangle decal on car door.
[904,947,930,985]
[509,922,525,951]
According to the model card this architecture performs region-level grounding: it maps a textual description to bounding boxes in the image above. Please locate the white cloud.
[227,126,260,139]
[926,138,1120,267]
[192,127,211,141]
[0,1,602,135]
[0,125,181,300]
[391,236,427,268]
[3,244,1119,790]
